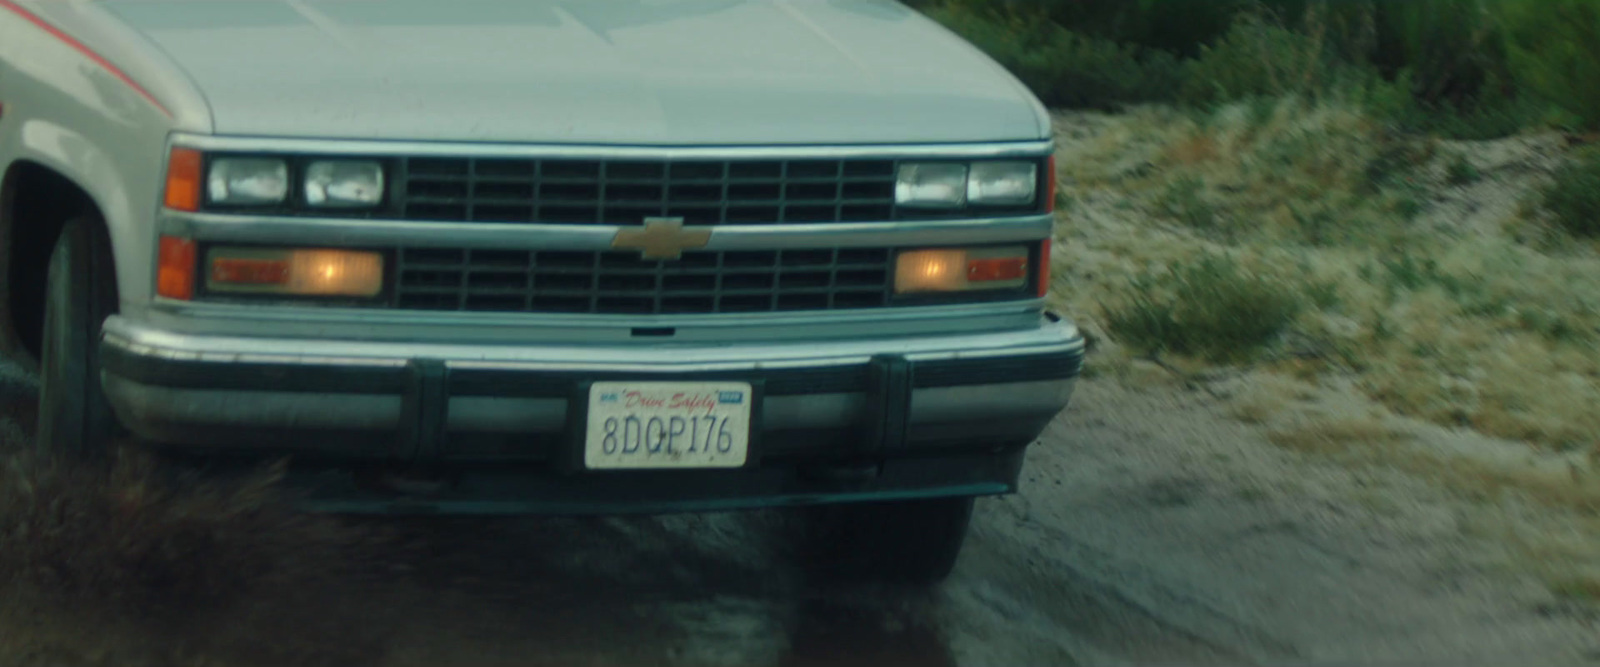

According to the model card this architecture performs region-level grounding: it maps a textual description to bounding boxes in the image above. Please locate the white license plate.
[584,381,752,469]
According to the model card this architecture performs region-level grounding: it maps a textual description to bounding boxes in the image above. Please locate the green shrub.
[1180,13,1332,105]
[1385,90,1551,140]
[1499,0,1600,130]
[917,0,1576,137]
[1103,254,1303,362]
[1095,0,1254,58]
[930,3,1183,108]
[1446,152,1480,186]
[1542,150,1600,238]
[1160,176,1220,232]
[1373,0,1507,105]
[932,0,1342,60]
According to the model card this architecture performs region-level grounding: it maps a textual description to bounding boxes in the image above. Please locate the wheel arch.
[0,158,112,367]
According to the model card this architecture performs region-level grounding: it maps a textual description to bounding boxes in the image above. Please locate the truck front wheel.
[36,217,121,460]
[802,496,975,585]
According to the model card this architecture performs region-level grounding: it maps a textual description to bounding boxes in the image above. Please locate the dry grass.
[1265,416,1600,516]
[1267,415,1600,600]
[1050,99,1600,457]
[1466,512,1600,603]
[1265,418,1415,459]
[0,438,391,665]
[1548,575,1600,601]
[1,449,350,612]
[1228,398,1280,426]
[1226,374,1319,424]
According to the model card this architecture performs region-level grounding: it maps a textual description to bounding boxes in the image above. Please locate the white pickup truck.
[0,0,1083,583]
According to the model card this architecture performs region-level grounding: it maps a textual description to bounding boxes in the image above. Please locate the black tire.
[802,496,975,585]
[36,216,120,459]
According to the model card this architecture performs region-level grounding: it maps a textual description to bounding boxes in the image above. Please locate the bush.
[928,3,1184,108]
[1372,0,1508,104]
[1542,150,1600,238]
[929,0,1339,59]
[1499,0,1600,130]
[1446,152,1480,186]
[1103,253,1304,362]
[917,0,1579,136]
[1180,13,1333,105]
[1159,176,1219,232]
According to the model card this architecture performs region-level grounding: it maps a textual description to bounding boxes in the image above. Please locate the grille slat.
[395,247,894,315]
[402,157,899,224]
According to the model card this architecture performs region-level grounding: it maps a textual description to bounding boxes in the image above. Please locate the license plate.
[584,381,752,469]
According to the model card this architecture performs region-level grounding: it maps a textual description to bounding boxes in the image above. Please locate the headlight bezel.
[190,152,393,215]
[895,158,1049,215]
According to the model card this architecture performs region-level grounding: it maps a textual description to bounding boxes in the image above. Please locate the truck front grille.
[400,157,902,225]
[394,247,894,315]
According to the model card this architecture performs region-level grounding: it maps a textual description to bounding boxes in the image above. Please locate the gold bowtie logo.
[611,217,712,260]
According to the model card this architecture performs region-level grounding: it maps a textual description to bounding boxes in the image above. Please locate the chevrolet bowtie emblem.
[611,217,711,260]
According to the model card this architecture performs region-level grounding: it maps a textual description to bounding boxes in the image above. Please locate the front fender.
[0,0,208,328]
[4,119,157,312]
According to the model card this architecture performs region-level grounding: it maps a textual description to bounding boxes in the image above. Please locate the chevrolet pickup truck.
[0,0,1084,583]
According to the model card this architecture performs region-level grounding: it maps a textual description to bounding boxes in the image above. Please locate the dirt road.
[3,355,1597,667]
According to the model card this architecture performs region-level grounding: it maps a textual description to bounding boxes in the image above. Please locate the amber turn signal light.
[156,236,196,300]
[164,147,203,212]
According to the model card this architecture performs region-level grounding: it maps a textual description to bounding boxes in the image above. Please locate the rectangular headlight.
[968,161,1037,205]
[894,246,1030,294]
[305,160,385,208]
[206,246,383,298]
[207,158,289,205]
[895,163,968,209]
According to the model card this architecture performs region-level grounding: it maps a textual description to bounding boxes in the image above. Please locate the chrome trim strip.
[148,298,1045,330]
[160,213,1053,250]
[170,134,1054,160]
[101,314,1084,373]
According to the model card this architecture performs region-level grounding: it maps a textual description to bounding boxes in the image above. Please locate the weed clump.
[1103,253,1303,362]
[1542,150,1600,238]
[0,448,374,617]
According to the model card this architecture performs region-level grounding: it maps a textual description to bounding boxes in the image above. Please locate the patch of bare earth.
[1047,100,1600,609]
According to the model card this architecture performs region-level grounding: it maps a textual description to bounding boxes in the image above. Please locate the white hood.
[104,0,1049,145]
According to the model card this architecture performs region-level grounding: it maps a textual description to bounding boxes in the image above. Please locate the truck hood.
[102,0,1047,145]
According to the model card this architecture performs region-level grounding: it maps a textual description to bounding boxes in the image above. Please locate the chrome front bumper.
[99,313,1084,462]
[98,312,1083,513]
